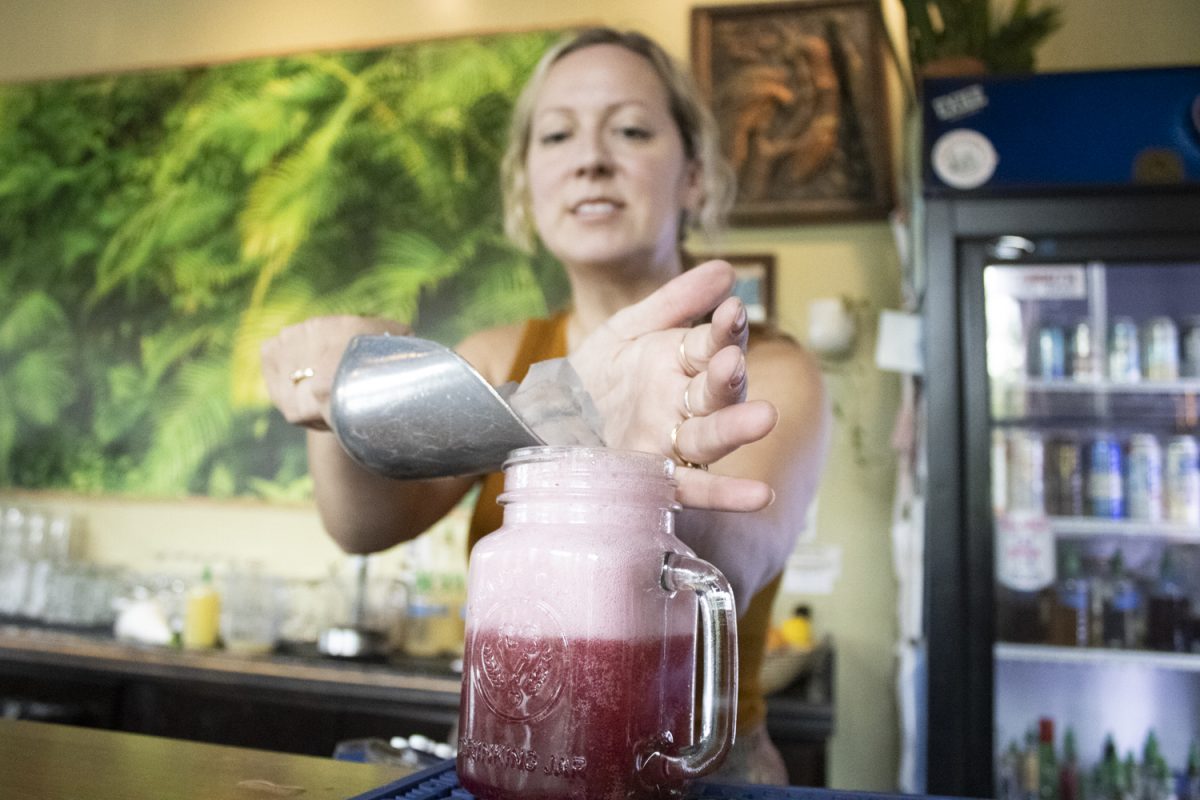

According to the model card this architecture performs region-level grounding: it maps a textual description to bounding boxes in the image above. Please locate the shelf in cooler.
[990,378,1200,429]
[1048,516,1200,542]
[996,642,1200,672]
[1000,378,1200,395]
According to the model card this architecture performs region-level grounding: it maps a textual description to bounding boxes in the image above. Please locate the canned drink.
[1037,326,1066,380]
[1108,317,1142,383]
[1070,321,1099,381]
[1143,316,1180,381]
[1165,435,1200,525]
[1088,434,1125,518]
[1008,430,1046,513]
[1045,437,1084,516]
[1126,433,1164,521]
[991,430,1009,514]
[1181,317,1200,379]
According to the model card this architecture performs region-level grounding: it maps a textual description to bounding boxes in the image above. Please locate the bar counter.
[0,623,834,785]
[0,718,410,800]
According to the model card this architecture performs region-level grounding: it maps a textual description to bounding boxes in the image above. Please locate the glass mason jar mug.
[457,446,738,800]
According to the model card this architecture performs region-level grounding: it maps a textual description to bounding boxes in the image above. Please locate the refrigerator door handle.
[988,235,1037,260]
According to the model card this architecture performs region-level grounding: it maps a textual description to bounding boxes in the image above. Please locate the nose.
[574,129,613,178]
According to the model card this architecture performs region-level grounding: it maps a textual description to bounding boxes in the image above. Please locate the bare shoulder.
[746,331,823,400]
[455,321,529,386]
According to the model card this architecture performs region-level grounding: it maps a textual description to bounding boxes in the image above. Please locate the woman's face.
[525,44,701,273]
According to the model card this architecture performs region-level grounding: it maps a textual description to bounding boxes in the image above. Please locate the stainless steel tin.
[329,334,543,479]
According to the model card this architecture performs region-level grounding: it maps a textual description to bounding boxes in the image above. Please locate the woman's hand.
[260,315,410,430]
[569,260,779,512]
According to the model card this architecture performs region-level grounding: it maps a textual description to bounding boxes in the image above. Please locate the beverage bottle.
[1093,734,1122,800]
[1101,551,1142,649]
[1165,435,1200,525]
[1071,320,1099,382]
[1127,434,1165,522]
[1183,318,1200,379]
[1185,740,1200,800]
[1048,551,1091,647]
[1109,317,1142,383]
[1058,727,1082,800]
[1123,751,1139,800]
[999,740,1025,800]
[1046,437,1085,517]
[994,430,1011,515]
[182,565,221,650]
[1039,718,1060,800]
[1038,326,1067,380]
[1011,430,1047,513]
[996,511,1054,644]
[1137,731,1177,800]
[1143,317,1180,381]
[1147,549,1189,652]
[1089,435,1125,518]
[1024,727,1042,800]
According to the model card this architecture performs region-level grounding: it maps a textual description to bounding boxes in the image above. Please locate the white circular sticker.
[932,128,998,189]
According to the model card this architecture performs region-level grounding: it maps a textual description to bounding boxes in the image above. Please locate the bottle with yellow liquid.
[182,566,221,650]
[779,605,814,649]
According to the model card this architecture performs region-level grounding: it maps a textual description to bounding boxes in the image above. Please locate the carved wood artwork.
[692,1,894,225]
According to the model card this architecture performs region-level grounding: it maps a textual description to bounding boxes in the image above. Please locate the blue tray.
[348,759,939,800]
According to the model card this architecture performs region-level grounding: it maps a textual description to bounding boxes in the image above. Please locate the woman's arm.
[260,315,479,553]
[676,336,831,611]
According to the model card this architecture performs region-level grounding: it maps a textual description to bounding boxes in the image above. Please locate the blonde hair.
[501,27,735,252]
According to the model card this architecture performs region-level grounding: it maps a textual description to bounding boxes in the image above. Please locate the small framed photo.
[691,0,894,225]
[686,253,776,325]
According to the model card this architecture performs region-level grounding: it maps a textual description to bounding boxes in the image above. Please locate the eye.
[538,130,570,145]
[616,126,652,141]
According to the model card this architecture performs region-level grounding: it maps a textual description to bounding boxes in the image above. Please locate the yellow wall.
[1,0,1196,791]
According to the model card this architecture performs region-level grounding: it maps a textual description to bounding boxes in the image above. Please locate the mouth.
[570,198,624,218]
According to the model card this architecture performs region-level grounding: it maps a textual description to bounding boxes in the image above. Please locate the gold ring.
[683,385,695,419]
[670,420,707,471]
[289,367,315,385]
[678,337,698,377]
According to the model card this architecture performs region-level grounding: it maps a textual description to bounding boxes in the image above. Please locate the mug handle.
[637,551,738,784]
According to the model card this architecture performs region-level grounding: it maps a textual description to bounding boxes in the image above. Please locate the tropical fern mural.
[0,30,569,499]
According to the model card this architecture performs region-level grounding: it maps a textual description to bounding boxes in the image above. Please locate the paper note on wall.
[782,544,843,595]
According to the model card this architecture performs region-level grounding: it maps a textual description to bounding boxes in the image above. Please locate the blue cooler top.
[921,66,1200,195]
[347,759,965,800]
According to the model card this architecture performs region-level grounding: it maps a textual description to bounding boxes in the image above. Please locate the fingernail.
[766,488,776,507]
[729,356,747,390]
[732,302,748,335]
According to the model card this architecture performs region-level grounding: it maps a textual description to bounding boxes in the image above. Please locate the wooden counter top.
[0,718,409,800]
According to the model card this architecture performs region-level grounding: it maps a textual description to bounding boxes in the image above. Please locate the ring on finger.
[678,337,699,378]
[670,420,708,471]
[682,384,696,419]
[289,367,315,385]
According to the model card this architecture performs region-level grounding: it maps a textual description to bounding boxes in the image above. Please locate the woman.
[261,28,829,784]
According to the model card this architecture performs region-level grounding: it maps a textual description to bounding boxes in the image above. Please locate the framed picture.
[685,253,776,325]
[691,0,894,225]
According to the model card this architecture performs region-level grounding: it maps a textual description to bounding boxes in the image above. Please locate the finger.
[681,346,747,417]
[283,385,332,431]
[711,295,750,351]
[670,400,778,467]
[675,469,775,512]
[608,260,735,338]
[677,297,747,376]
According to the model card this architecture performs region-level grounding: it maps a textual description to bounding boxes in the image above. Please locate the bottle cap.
[1039,717,1054,743]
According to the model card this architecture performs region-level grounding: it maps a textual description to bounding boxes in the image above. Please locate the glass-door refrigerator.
[919,67,1200,798]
